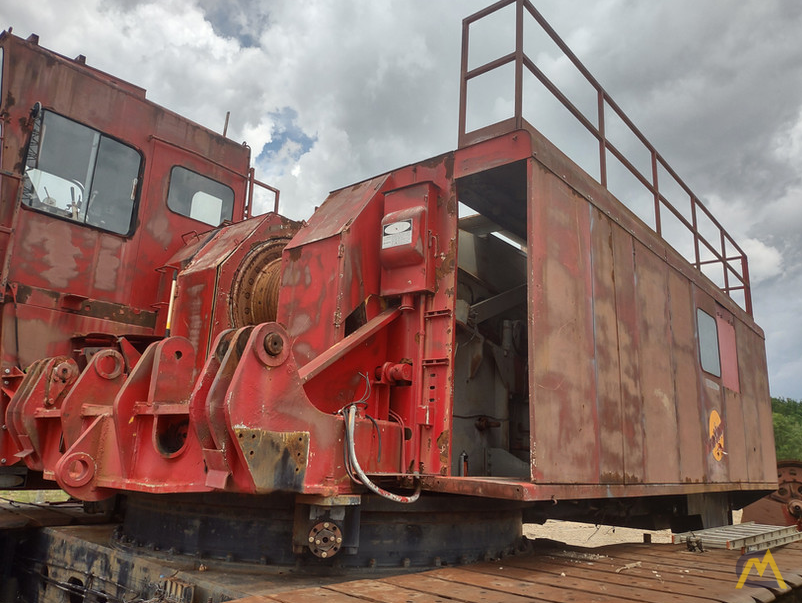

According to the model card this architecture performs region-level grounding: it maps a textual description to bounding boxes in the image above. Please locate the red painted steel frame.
[5,128,776,504]
[0,17,775,510]
[0,31,259,470]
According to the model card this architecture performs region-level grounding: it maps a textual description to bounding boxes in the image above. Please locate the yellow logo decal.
[736,549,786,590]
[708,409,725,461]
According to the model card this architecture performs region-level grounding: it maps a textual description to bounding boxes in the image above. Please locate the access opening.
[453,159,530,478]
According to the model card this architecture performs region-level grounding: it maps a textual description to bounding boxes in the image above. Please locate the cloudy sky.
[4,1,801,399]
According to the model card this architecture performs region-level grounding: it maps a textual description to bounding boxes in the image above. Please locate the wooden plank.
[503,547,774,603]
[326,579,453,603]
[386,569,637,603]
[471,558,745,603]
[268,587,373,603]
[226,542,802,603]
[0,500,88,529]
[601,547,794,599]
[384,572,541,602]
[434,565,712,603]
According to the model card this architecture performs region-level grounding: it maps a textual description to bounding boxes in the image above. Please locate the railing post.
[691,198,700,269]
[720,230,730,294]
[598,91,607,187]
[246,167,255,220]
[742,256,753,316]
[651,152,661,236]
[514,0,524,130]
[458,17,470,147]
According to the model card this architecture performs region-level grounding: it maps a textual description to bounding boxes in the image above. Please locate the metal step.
[673,521,802,553]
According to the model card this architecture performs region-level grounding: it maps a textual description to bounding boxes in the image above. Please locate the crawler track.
[3,502,800,603]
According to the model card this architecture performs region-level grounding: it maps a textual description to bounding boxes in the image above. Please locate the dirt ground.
[524,510,744,548]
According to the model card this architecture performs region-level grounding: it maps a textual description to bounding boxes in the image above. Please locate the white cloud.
[5,0,802,398]
[740,238,783,283]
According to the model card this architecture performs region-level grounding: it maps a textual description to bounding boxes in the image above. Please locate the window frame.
[696,308,722,378]
[20,108,144,237]
[165,165,235,227]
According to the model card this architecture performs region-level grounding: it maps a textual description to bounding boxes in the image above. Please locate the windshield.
[21,110,142,235]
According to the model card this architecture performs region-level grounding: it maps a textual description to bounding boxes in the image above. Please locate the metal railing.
[458,0,752,315]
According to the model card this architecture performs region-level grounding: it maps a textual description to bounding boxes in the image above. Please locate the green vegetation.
[0,489,70,504]
[772,397,802,461]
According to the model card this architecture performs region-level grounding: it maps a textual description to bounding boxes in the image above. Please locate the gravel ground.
[524,510,744,548]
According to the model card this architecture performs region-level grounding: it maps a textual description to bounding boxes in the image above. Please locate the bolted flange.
[307,521,343,558]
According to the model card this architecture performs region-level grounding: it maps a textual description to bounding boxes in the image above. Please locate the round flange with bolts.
[308,521,343,558]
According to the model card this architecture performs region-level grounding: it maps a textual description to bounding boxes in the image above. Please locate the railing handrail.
[459,0,752,315]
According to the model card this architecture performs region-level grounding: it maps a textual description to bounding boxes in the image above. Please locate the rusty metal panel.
[234,429,310,493]
[695,292,730,483]
[0,31,254,385]
[7,215,130,302]
[611,224,645,485]
[633,240,680,484]
[528,160,599,484]
[722,384,749,483]
[285,176,390,250]
[589,206,624,484]
[667,272,705,483]
[734,318,776,484]
[278,173,387,365]
[3,299,153,369]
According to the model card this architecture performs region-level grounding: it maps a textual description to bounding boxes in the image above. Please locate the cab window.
[166,166,234,226]
[21,110,141,235]
[697,308,721,377]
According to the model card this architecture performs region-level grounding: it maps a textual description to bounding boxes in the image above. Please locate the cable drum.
[229,238,291,327]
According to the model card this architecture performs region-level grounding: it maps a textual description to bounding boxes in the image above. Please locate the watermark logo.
[708,409,725,461]
[735,549,787,589]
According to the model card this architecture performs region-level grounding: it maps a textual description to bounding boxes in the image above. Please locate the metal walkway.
[674,523,802,554]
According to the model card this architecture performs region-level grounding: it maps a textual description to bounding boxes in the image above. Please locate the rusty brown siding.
[524,125,775,491]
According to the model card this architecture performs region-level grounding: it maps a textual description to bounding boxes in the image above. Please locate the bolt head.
[263,332,284,356]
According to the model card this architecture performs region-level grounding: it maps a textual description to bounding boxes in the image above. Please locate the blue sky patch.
[257,107,317,165]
